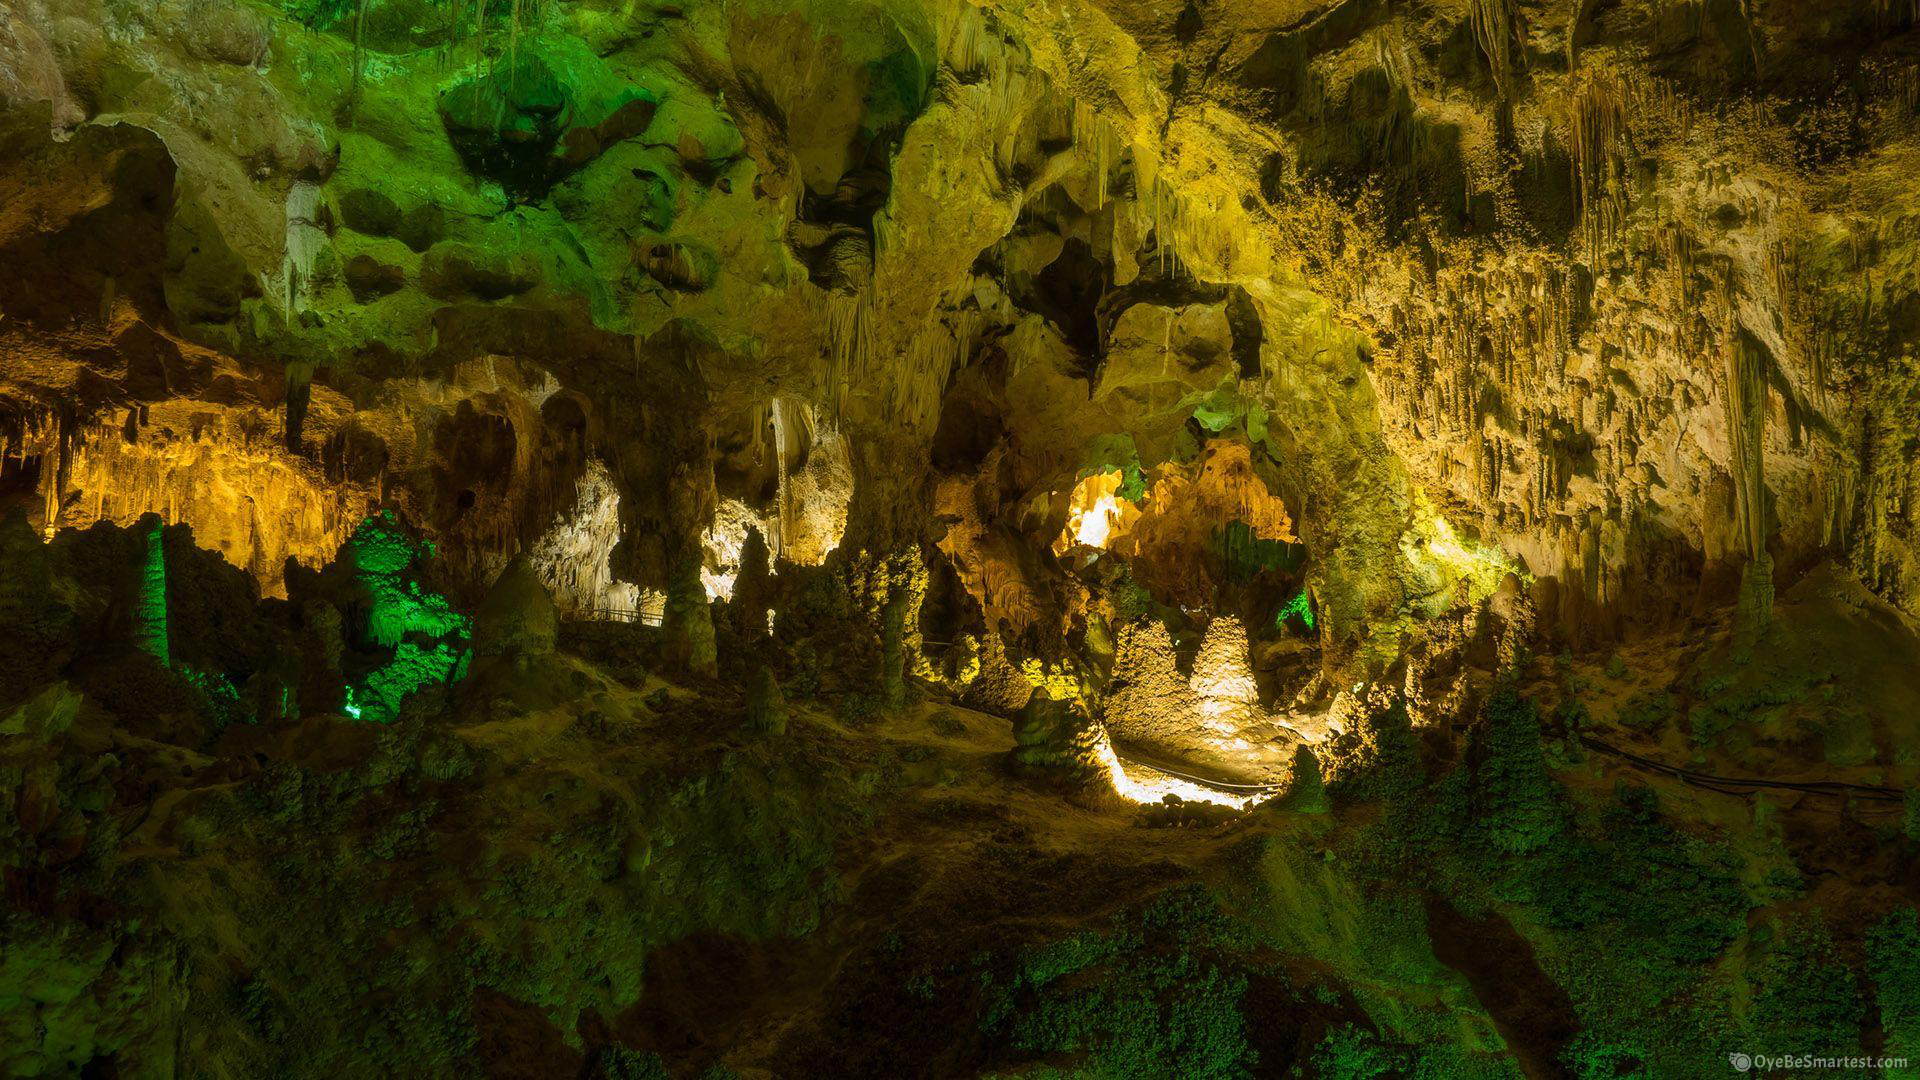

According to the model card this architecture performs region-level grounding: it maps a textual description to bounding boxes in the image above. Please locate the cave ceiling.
[2,0,1918,664]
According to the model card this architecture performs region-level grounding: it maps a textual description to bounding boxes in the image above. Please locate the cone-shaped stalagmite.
[1279,744,1330,814]
[474,554,558,660]
[733,525,774,643]
[746,664,787,734]
[1189,615,1258,726]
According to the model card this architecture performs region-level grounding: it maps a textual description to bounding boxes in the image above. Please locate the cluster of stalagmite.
[1104,617,1305,784]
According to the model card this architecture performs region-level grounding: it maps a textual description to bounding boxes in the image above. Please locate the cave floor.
[11,570,1920,1077]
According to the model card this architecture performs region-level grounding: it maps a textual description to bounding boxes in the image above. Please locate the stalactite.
[1660,218,1697,311]
[822,289,873,419]
[285,362,314,452]
[1470,0,1524,98]
[770,397,792,552]
[941,4,989,79]
[1566,72,1631,261]
[1766,232,1830,413]
[1072,100,1116,209]
[51,411,373,597]
[895,311,981,434]
[1725,332,1768,565]
[283,182,324,316]
[30,408,66,535]
[1818,467,1858,552]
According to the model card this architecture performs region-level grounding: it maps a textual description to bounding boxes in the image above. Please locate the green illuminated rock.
[437,49,659,202]
[133,513,169,667]
[331,512,471,722]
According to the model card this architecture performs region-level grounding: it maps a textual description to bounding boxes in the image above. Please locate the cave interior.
[3,0,1920,1076]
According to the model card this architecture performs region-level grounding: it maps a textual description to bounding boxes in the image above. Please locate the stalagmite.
[133,514,169,666]
[745,664,788,734]
[881,585,909,710]
[1278,745,1330,814]
[1189,616,1259,731]
[1011,691,1099,775]
[656,431,721,675]
[665,544,717,678]
[733,525,774,642]
[473,554,559,661]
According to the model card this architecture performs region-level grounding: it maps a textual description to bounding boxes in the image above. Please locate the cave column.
[663,454,718,679]
[1726,329,1772,654]
[881,584,908,710]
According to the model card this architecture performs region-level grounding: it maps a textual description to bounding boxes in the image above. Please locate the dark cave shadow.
[1423,893,1581,1080]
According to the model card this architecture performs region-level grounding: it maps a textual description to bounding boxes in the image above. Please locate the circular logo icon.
[1729,1053,1753,1073]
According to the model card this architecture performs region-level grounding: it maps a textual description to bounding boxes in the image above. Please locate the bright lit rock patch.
[1055,468,1141,554]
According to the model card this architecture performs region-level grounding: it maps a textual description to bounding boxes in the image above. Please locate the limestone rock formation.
[1277,744,1331,815]
[745,664,787,735]
[474,554,560,660]
[1010,690,1099,775]
[8,0,1910,680]
[5,0,1920,1074]
[1106,617,1301,783]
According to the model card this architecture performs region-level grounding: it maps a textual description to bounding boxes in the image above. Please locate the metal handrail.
[1109,744,1282,796]
[1577,734,1906,811]
[570,608,664,627]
